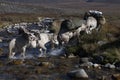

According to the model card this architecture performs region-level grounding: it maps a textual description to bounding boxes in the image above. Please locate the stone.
[97,41,106,46]
[0,39,2,42]
[93,63,101,69]
[112,74,120,80]
[109,64,116,69]
[105,63,111,67]
[97,76,107,80]
[105,63,115,69]
[68,54,76,58]
[41,62,55,68]
[67,69,88,79]
[80,62,93,68]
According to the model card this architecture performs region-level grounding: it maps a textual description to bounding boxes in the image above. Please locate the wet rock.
[97,41,106,46]
[74,65,80,68]
[67,69,88,79]
[110,65,116,69]
[97,76,107,80]
[105,63,116,69]
[40,62,55,68]
[80,62,93,68]
[0,48,3,56]
[93,63,101,69]
[42,62,51,66]
[0,39,2,42]
[68,54,76,58]
[112,74,120,80]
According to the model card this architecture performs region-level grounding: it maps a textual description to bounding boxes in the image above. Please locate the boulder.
[105,63,116,69]
[0,39,2,42]
[97,41,106,46]
[93,63,101,69]
[109,65,116,69]
[67,69,88,79]
[80,62,93,68]
[112,74,120,80]
[39,62,55,68]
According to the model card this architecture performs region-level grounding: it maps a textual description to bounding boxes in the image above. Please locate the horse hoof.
[9,56,17,59]
[38,54,44,57]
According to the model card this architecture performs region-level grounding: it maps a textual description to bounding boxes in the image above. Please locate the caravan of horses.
[8,10,106,59]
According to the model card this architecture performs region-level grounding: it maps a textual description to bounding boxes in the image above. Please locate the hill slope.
[2,0,120,4]
[87,0,120,3]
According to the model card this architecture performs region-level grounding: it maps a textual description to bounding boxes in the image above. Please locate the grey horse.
[9,27,37,59]
[57,19,87,47]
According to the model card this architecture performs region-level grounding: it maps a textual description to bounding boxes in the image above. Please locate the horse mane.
[58,19,72,34]
[61,19,72,30]
[18,27,28,35]
[33,31,41,40]
[18,27,30,40]
[83,12,91,20]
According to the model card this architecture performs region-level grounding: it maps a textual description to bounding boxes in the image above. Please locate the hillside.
[0,0,120,15]
[1,0,82,4]
[3,0,120,4]
[87,0,120,3]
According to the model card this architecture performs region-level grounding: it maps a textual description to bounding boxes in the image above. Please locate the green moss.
[103,48,120,63]
[65,45,79,54]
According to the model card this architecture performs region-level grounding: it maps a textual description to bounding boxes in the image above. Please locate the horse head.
[27,32,37,48]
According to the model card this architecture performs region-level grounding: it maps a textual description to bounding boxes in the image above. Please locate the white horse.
[9,27,37,59]
[84,11,106,32]
[30,31,59,57]
[86,16,97,34]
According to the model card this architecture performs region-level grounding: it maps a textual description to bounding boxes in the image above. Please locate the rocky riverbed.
[0,56,120,80]
[0,23,120,80]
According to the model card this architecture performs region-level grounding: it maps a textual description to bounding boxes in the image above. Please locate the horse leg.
[38,47,47,57]
[38,48,43,57]
[21,46,27,60]
[86,27,91,34]
[96,24,101,31]
[9,47,13,58]
[57,35,63,48]
[9,44,16,59]
[42,47,47,57]
[50,41,55,50]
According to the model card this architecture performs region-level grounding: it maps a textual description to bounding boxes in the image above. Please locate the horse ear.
[84,12,90,20]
